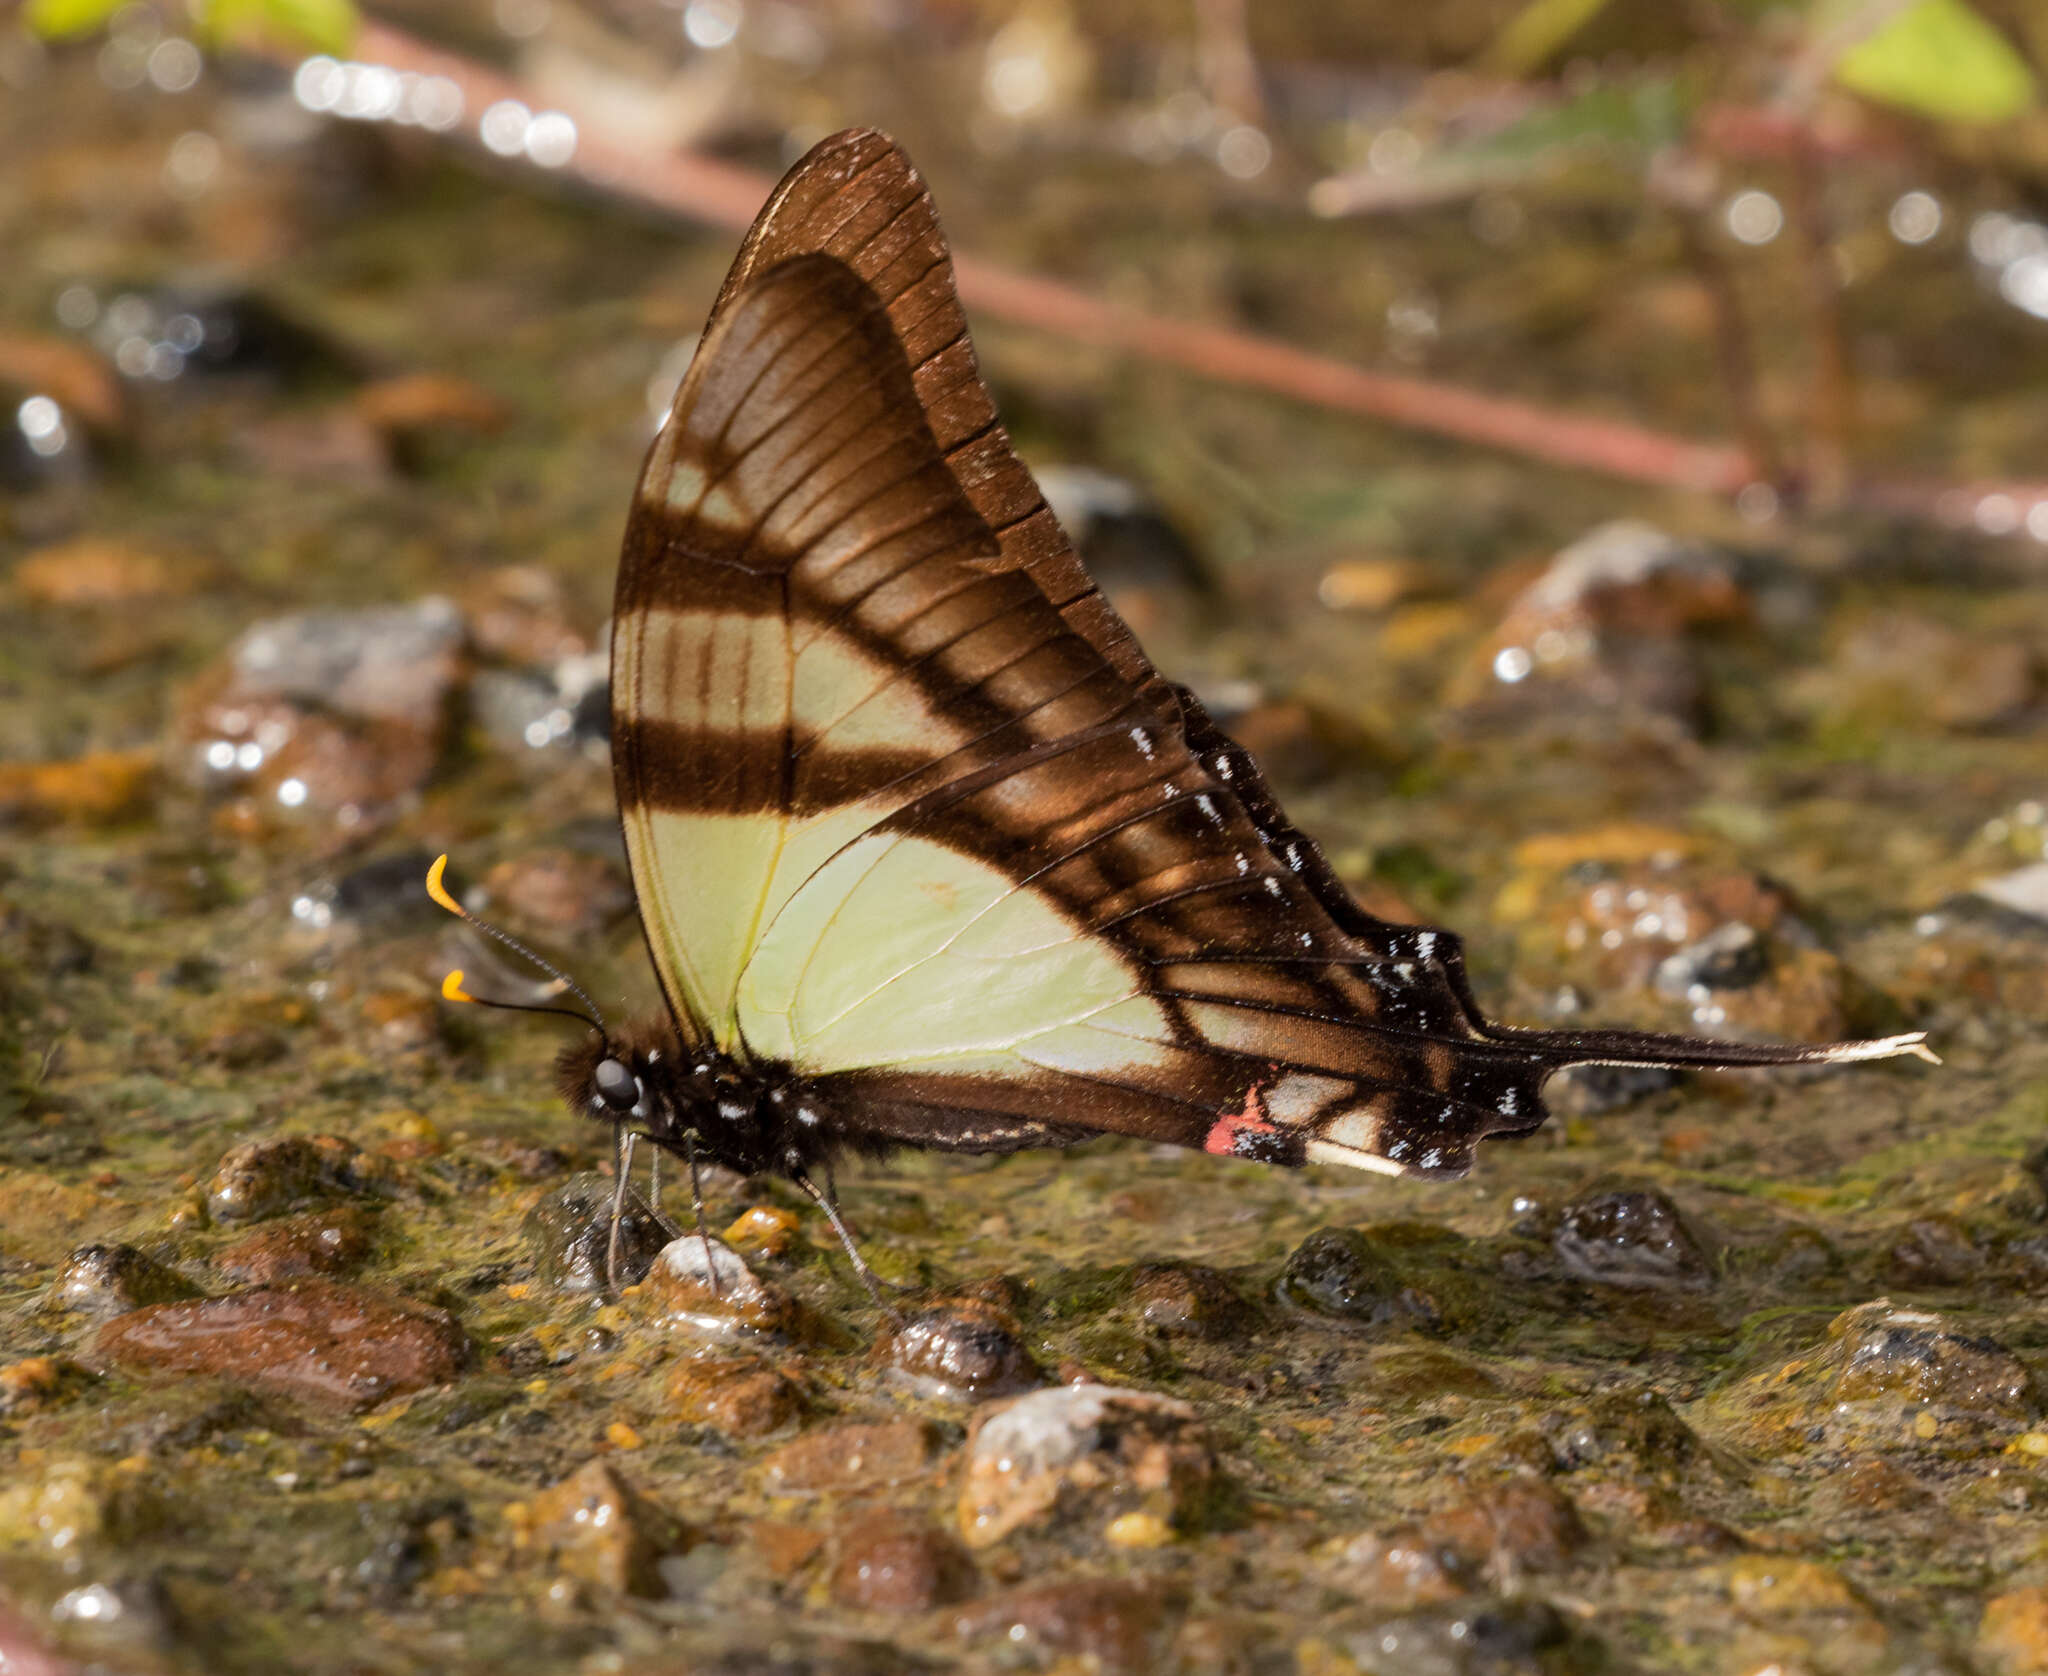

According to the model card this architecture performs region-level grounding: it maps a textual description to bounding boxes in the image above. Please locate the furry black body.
[557,1020,857,1181]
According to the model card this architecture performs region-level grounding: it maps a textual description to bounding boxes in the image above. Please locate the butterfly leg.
[645,1144,683,1240]
[684,1130,720,1302]
[605,1127,638,1295]
[794,1171,902,1324]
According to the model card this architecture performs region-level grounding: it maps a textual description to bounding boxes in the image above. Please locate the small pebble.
[205,1133,395,1225]
[1451,519,1744,734]
[1125,1263,1251,1339]
[1104,1511,1173,1548]
[876,1298,1042,1400]
[1419,1479,1589,1577]
[640,1234,800,1338]
[52,1244,201,1317]
[457,565,588,666]
[1882,1216,1986,1289]
[1278,1226,1451,1327]
[957,1383,1217,1548]
[1829,1302,2040,1421]
[1553,1186,1713,1291]
[1544,1391,1702,1475]
[1312,1597,1574,1674]
[174,597,463,822]
[1332,1523,1472,1606]
[661,1354,803,1438]
[12,539,192,605]
[721,1204,801,1256]
[519,1459,684,1599]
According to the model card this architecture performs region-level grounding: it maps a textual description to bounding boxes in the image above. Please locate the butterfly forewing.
[612,129,1927,1179]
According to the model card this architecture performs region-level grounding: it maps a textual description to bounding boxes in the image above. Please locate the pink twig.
[350,22,2048,526]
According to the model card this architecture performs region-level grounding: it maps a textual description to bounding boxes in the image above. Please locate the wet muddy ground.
[5,14,2048,1675]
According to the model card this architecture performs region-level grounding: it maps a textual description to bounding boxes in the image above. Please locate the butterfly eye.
[593,1057,640,1112]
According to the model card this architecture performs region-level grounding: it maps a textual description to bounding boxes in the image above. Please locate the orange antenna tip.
[441,969,477,1004]
[426,854,464,918]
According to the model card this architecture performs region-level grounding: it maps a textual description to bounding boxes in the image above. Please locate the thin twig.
[343,20,2048,528]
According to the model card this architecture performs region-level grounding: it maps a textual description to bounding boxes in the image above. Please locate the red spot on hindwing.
[1204,1084,1277,1157]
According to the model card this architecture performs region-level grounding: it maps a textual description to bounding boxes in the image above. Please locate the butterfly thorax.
[555,1019,842,1179]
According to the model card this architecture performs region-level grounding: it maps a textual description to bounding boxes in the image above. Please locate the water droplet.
[1725,189,1783,246]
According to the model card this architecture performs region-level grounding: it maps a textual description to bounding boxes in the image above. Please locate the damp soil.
[5,19,2048,1676]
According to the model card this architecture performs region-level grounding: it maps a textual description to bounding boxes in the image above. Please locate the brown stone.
[760,1421,938,1497]
[957,1383,1217,1548]
[173,599,463,822]
[1726,1555,1866,1616]
[1331,1524,1471,1605]
[1318,556,1435,613]
[0,330,130,432]
[1882,1216,1986,1289]
[353,373,508,438]
[212,1206,376,1285]
[1553,1187,1714,1292]
[1980,1585,2048,1675]
[1420,1480,1589,1577]
[457,565,588,665]
[953,1578,1176,1672]
[1451,521,1745,731]
[12,539,196,605]
[1829,1302,2040,1420]
[640,1235,801,1339]
[828,1508,974,1612]
[481,850,632,943]
[358,991,444,1057]
[205,1134,397,1224]
[90,1281,468,1411]
[721,1205,801,1256]
[748,1519,826,1580]
[1125,1264,1251,1340]
[522,1459,682,1599]
[0,750,156,827]
[53,1244,201,1317]
[661,1354,803,1438]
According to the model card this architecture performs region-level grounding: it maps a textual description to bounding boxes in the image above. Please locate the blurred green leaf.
[1311,75,1692,217]
[1456,76,1691,166]
[26,0,357,53]
[1480,0,1619,76]
[199,0,359,55]
[1831,0,2035,124]
[23,0,128,40]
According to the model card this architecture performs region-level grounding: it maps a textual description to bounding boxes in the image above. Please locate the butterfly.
[431,127,1931,1302]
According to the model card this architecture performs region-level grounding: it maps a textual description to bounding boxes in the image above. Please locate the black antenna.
[425,855,610,1035]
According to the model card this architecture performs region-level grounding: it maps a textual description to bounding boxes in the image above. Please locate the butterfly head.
[553,1018,688,1129]
[557,1027,647,1124]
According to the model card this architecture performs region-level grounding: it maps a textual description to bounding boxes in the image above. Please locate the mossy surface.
[5,23,2048,1675]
